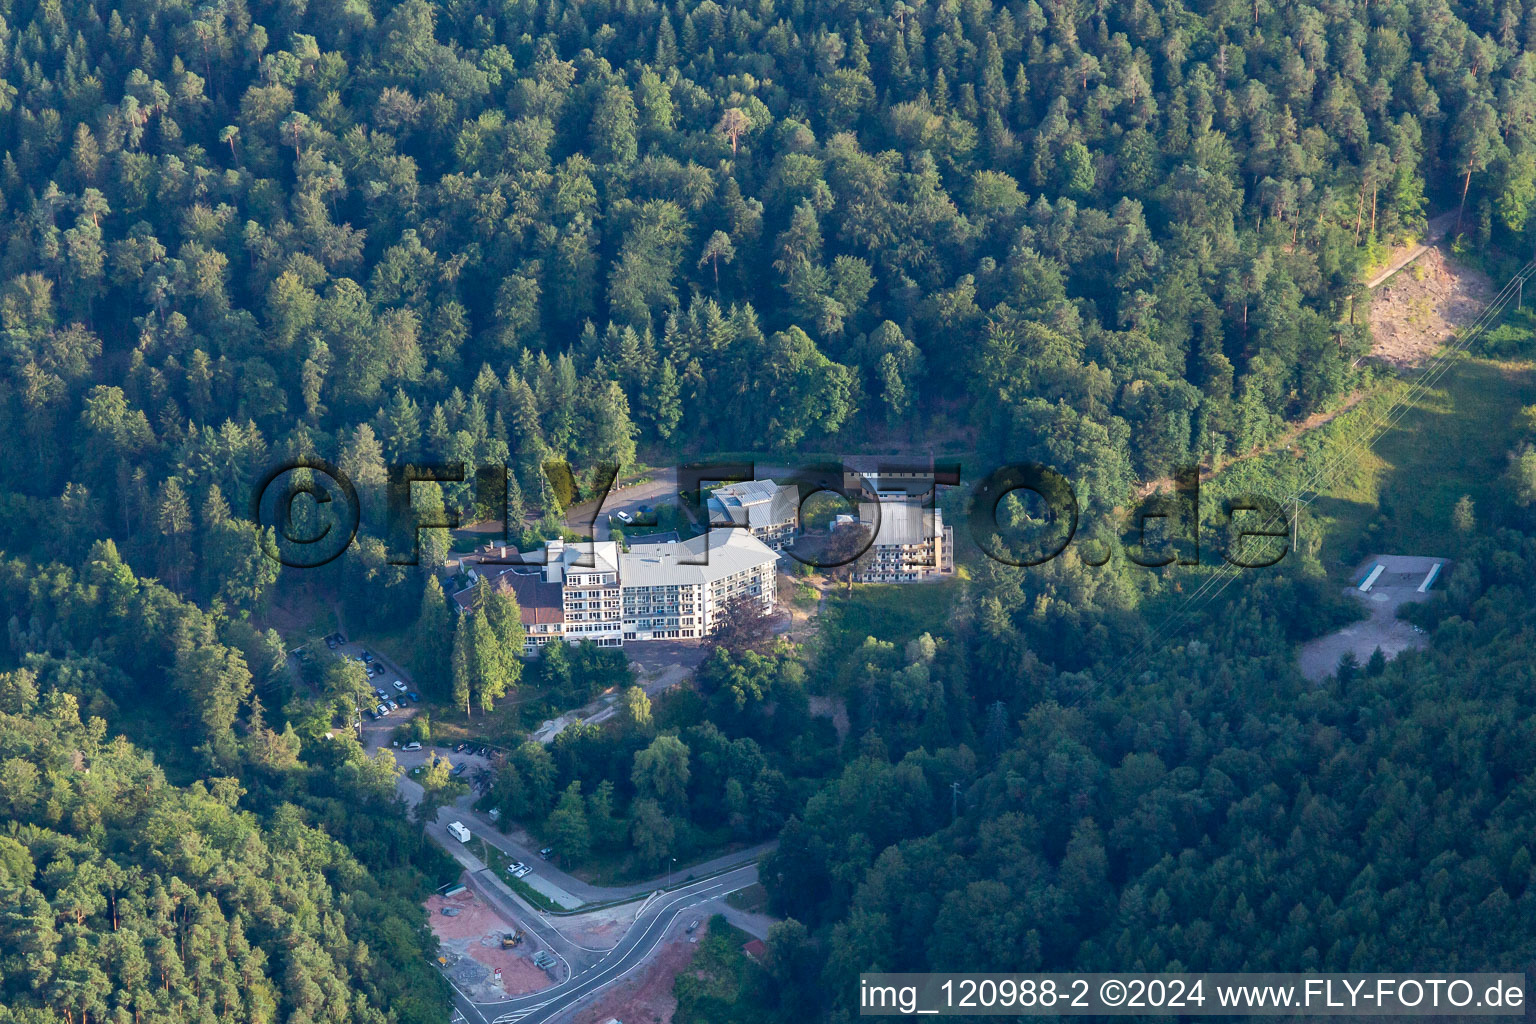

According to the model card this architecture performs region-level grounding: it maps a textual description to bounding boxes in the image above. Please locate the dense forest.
[3,0,1536,1018]
[0,542,456,1024]
[12,0,1536,597]
[742,530,1536,1021]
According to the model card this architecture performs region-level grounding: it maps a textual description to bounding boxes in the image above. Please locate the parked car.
[386,699,398,711]
[403,741,422,751]
[454,743,467,753]
[515,864,532,877]
[451,763,466,776]
[407,692,421,703]
[392,679,407,692]
[376,704,389,717]
[507,861,524,874]
[374,687,387,699]
[325,637,339,649]
[365,709,377,720]
[538,847,553,860]
[615,510,633,523]
[447,821,471,842]
[369,664,384,677]
[361,651,373,663]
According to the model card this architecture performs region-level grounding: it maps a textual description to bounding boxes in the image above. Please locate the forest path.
[1136,389,1370,498]
[1138,214,1475,498]
[1363,211,1457,290]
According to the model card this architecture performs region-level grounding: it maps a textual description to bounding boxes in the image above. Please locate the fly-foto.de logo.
[247,457,1290,571]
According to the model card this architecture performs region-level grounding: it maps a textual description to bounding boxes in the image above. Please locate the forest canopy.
[2,0,1536,1018]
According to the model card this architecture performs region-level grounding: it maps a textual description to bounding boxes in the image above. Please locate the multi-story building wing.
[843,456,944,503]
[705,481,800,549]
[621,529,778,640]
[453,530,778,649]
[545,539,624,646]
[846,501,955,582]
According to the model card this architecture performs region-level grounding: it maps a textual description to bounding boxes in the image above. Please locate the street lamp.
[668,857,676,888]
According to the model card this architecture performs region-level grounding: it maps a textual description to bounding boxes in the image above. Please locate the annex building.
[705,480,800,549]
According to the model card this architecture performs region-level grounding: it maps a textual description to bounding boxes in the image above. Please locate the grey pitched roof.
[707,480,798,531]
[861,501,943,546]
[619,528,778,588]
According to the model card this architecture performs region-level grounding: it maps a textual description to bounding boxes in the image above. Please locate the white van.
[447,821,471,843]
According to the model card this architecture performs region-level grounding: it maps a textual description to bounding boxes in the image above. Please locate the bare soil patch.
[1369,246,1494,368]
[547,900,639,948]
[571,921,708,1024]
[426,890,553,1000]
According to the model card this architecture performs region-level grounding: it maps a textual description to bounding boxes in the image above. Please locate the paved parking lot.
[287,632,427,741]
[337,640,419,723]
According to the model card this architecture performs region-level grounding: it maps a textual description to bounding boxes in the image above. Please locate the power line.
[1072,257,1536,706]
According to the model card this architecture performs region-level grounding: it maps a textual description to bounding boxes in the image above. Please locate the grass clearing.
[1207,356,1536,571]
[725,882,768,913]
[817,579,962,650]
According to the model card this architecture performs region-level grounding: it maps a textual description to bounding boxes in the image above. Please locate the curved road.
[383,742,771,1023]
[448,865,758,1024]
[348,638,775,1023]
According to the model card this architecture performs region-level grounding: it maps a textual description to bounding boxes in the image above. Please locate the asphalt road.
[454,866,760,1024]
[396,743,774,903]
[336,627,776,1024]
[396,748,768,1024]
[564,467,679,542]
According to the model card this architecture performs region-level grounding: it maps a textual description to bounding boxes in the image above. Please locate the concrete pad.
[1298,554,1449,682]
[524,871,584,910]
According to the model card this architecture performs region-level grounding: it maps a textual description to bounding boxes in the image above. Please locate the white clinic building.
[454,530,778,650]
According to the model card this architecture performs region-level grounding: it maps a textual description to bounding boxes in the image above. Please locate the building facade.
[705,480,800,549]
[454,530,779,651]
[621,530,779,641]
[837,501,955,583]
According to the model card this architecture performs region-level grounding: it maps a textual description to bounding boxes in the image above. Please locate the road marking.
[491,1007,544,1024]
[441,859,762,1024]
[513,884,740,1024]
[444,978,489,1024]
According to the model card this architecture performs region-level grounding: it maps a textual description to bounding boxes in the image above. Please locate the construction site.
[426,887,560,1002]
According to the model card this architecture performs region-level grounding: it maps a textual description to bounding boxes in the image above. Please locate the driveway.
[566,468,679,542]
